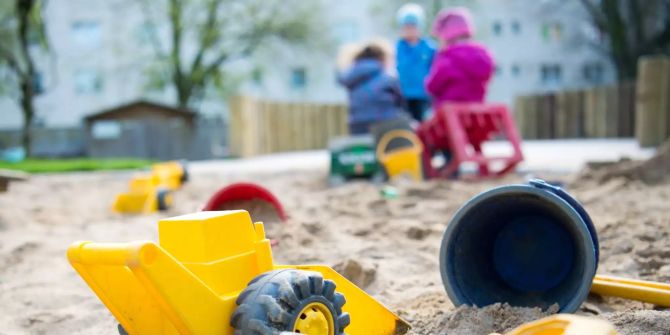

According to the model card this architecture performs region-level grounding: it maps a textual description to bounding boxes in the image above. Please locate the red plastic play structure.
[201,182,288,221]
[417,103,524,179]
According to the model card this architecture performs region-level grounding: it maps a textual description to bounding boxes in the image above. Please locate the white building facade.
[0,0,615,129]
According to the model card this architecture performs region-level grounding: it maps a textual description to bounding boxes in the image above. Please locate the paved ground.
[192,139,656,175]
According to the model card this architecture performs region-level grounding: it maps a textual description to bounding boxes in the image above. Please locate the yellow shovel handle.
[375,129,424,161]
[591,274,670,307]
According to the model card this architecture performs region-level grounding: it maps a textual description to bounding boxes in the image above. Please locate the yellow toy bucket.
[376,130,424,181]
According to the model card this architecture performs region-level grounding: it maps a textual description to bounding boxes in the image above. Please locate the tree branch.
[580,0,608,32]
[643,1,670,53]
[137,0,168,58]
[628,0,645,51]
[189,0,222,75]
[168,0,187,105]
[0,44,24,77]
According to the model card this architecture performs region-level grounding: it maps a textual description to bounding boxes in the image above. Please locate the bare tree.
[0,0,48,156]
[580,0,670,79]
[138,0,324,109]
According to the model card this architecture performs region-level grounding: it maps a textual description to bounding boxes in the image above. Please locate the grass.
[0,158,154,173]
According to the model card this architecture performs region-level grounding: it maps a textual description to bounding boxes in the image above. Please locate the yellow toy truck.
[151,160,189,190]
[112,175,173,214]
[68,211,409,335]
[112,161,187,214]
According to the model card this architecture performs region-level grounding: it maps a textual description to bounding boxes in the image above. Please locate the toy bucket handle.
[376,129,424,161]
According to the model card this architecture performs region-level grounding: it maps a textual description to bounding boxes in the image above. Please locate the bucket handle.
[376,130,424,161]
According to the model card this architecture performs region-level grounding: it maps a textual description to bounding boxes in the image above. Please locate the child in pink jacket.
[425,8,494,106]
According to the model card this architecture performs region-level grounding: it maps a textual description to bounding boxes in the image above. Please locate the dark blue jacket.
[396,38,436,99]
[338,59,404,124]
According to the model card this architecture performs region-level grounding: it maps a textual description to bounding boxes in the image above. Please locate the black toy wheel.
[231,269,350,335]
[156,188,172,211]
[178,160,189,183]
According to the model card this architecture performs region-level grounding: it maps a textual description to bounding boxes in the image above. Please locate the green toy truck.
[328,136,384,186]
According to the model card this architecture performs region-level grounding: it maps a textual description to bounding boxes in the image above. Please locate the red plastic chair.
[417,103,524,179]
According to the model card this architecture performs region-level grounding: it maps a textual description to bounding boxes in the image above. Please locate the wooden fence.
[515,56,670,147]
[0,127,85,157]
[228,96,349,157]
[636,56,670,147]
[86,117,228,161]
[514,82,636,140]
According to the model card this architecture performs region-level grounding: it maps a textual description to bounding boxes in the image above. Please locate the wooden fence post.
[605,85,619,138]
[555,91,569,139]
[228,95,260,157]
[228,97,350,156]
[584,87,608,138]
[636,56,670,147]
[524,96,539,140]
[618,82,636,137]
[513,96,526,139]
[540,94,557,139]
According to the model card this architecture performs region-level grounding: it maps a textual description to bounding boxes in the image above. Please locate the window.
[540,64,562,85]
[92,121,121,140]
[74,69,103,94]
[492,21,503,36]
[511,64,521,77]
[583,62,604,84]
[511,21,521,35]
[291,67,307,89]
[542,22,563,42]
[72,21,101,49]
[32,72,45,95]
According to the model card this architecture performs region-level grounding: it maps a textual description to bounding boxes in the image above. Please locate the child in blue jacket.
[396,3,436,122]
[338,45,404,135]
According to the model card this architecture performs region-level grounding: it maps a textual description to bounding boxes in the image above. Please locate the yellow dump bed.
[68,211,409,335]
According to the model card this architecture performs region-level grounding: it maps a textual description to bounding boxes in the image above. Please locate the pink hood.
[425,42,494,105]
[432,7,474,42]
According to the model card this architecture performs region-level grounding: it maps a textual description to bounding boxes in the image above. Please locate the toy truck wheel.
[231,269,350,335]
[156,188,172,211]
[178,160,189,183]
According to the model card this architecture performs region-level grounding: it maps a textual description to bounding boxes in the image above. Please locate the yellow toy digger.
[68,211,410,335]
[112,161,188,214]
[112,174,173,214]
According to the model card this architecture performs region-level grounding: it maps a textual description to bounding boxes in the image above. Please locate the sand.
[0,165,669,334]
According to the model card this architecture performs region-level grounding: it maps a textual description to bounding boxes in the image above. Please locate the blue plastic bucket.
[439,179,599,313]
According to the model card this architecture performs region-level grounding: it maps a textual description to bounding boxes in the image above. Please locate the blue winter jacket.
[338,59,404,124]
[396,38,436,99]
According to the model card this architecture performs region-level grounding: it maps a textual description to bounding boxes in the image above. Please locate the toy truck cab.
[68,211,409,335]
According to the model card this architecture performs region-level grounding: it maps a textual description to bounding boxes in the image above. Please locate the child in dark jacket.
[338,45,404,135]
[425,8,494,107]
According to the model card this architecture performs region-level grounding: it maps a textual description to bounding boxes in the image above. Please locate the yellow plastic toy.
[591,274,670,307]
[112,175,173,214]
[67,211,410,335]
[112,161,187,214]
[152,161,188,190]
[495,314,617,335]
[376,130,424,182]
